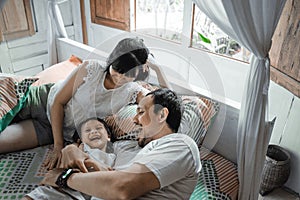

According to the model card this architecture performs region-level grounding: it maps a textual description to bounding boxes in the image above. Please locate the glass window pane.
[135,0,184,43]
[192,5,251,62]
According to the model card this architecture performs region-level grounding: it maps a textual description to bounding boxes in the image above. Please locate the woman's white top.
[47,60,148,142]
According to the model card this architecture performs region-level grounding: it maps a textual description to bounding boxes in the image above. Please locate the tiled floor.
[258,188,300,200]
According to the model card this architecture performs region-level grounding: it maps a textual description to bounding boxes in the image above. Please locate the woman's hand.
[146,53,172,89]
[146,54,160,72]
[58,144,90,172]
[44,145,63,170]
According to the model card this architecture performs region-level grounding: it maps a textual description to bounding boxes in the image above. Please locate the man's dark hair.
[146,88,182,132]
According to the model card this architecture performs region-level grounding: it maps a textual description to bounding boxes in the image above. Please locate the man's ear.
[159,108,169,122]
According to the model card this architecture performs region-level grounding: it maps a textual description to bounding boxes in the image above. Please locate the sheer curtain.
[192,0,286,199]
[47,0,68,66]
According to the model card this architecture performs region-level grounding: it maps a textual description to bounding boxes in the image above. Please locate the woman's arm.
[46,61,89,169]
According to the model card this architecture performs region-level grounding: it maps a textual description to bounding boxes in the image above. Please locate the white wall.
[0,0,82,76]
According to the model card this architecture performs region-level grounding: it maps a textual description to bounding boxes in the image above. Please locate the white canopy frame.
[47,0,68,66]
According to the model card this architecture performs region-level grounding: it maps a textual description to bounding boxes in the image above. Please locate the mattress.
[0,146,239,199]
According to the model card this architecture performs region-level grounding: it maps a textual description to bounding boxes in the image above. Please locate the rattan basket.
[259,144,291,196]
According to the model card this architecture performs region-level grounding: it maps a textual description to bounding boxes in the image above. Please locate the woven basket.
[259,144,291,196]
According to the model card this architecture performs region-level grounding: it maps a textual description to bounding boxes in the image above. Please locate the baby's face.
[81,119,109,151]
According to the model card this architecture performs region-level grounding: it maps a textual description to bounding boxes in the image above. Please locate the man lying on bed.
[35,88,201,200]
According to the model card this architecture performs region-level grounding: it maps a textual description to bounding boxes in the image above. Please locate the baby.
[23,118,116,200]
[78,117,116,171]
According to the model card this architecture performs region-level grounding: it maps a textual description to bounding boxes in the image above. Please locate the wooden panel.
[279,96,300,193]
[1,0,28,32]
[9,41,47,60]
[58,0,73,26]
[12,54,47,73]
[270,66,300,97]
[90,0,130,31]
[269,81,294,144]
[269,0,300,98]
[0,0,35,41]
[14,65,43,76]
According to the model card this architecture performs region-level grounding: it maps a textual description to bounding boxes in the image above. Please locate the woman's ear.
[159,107,169,122]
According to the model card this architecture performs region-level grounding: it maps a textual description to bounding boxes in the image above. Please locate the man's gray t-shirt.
[131,133,201,200]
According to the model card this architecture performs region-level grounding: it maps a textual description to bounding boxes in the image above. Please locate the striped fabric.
[190,147,239,200]
[179,95,219,146]
[104,105,141,141]
[0,76,38,132]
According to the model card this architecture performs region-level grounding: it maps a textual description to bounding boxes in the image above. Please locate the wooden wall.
[270,0,300,97]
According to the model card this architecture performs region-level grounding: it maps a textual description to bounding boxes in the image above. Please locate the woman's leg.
[0,119,39,153]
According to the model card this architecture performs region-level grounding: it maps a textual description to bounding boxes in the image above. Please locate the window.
[91,0,250,62]
[135,0,184,43]
[0,0,35,42]
[191,5,250,62]
[135,1,250,62]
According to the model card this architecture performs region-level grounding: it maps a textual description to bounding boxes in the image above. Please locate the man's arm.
[41,164,160,200]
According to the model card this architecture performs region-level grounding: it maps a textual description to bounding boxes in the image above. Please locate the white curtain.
[47,0,68,66]
[192,0,286,199]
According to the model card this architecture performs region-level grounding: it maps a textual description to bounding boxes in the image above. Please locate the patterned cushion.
[0,75,38,132]
[190,147,239,200]
[104,105,141,142]
[179,95,219,146]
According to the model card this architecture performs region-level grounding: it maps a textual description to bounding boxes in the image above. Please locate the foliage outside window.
[191,5,250,62]
[135,1,250,62]
[135,0,184,43]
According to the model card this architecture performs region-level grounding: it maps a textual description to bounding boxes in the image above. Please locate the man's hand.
[58,144,89,172]
[40,168,64,187]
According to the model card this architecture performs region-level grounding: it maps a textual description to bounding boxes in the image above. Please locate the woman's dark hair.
[105,37,150,79]
[146,88,182,132]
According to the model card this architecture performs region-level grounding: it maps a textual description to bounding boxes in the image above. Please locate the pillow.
[178,95,219,146]
[0,75,38,132]
[32,55,82,86]
[104,105,141,142]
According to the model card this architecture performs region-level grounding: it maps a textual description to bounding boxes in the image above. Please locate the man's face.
[133,95,162,147]
[80,119,109,151]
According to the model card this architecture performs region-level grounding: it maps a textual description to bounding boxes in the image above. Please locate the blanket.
[0,146,238,200]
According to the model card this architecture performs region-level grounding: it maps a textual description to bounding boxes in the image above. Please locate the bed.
[0,38,239,199]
